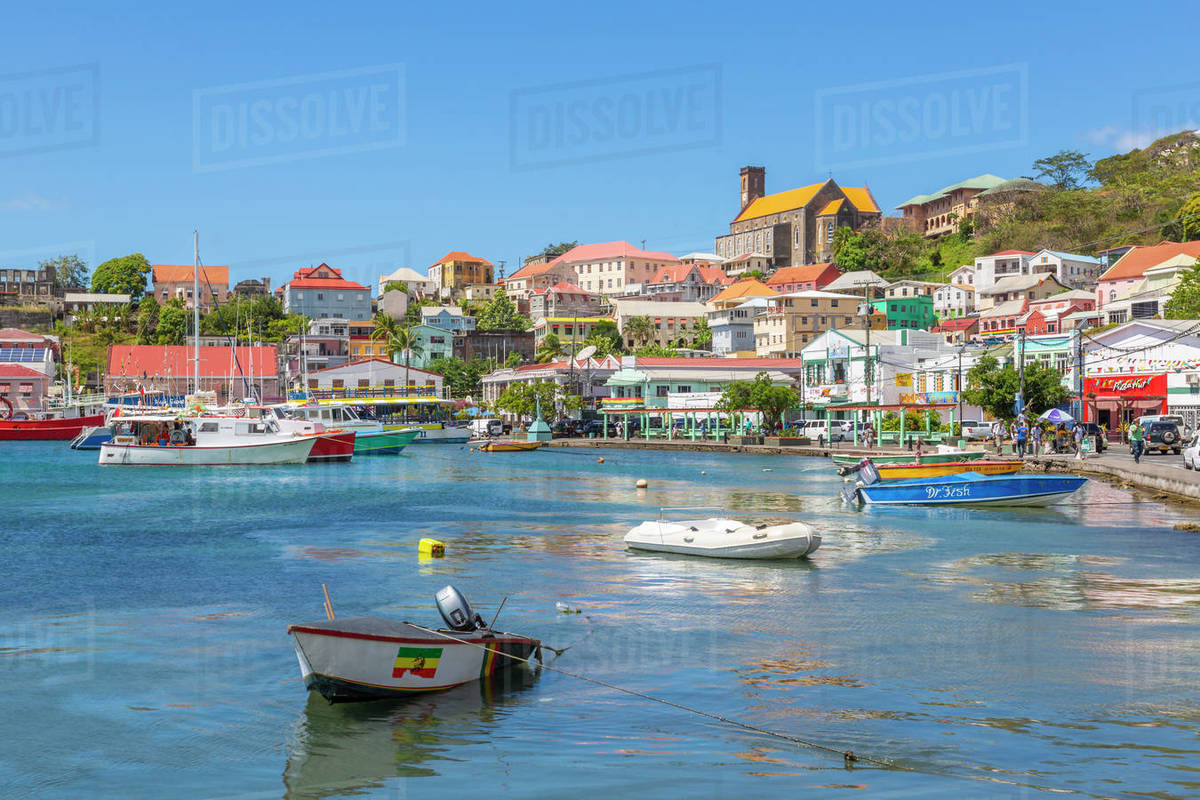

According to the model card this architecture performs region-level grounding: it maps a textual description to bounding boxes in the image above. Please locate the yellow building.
[428,251,494,293]
[705,277,778,311]
[754,290,884,357]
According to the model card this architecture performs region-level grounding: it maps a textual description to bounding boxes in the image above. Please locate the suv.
[799,420,843,442]
[1139,420,1183,456]
[1073,422,1107,453]
[959,420,992,440]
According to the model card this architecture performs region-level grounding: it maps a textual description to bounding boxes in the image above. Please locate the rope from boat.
[406,623,1103,795]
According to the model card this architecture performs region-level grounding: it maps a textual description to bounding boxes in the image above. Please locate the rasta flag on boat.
[393,646,442,678]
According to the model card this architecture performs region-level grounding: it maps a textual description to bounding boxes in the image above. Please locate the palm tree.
[535,333,563,363]
[387,325,425,392]
[371,311,401,345]
[622,315,654,348]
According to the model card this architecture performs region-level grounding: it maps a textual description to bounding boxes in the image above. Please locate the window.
[358,379,369,388]
[338,294,344,301]
[317,293,324,300]
[656,385,670,397]
[677,385,692,394]
[332,379,344,388]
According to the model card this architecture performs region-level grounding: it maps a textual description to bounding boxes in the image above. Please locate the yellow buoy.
[418,538,445,558]
[597,457,605,463]
[635,479,648,489]
[701,471,706,475]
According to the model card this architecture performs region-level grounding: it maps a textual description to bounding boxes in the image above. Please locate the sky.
[1,0,1196,291]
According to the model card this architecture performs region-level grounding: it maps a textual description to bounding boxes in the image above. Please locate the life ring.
[0,396,12,420]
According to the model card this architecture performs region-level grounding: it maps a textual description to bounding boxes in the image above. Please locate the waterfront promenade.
[547,436,1200,504]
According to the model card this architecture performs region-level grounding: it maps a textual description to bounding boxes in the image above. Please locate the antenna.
[193,231,200,395]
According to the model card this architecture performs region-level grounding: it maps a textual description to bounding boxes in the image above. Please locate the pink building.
[1095,241,1200,309]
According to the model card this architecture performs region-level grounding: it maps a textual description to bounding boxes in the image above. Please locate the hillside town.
[5,153,1200,439]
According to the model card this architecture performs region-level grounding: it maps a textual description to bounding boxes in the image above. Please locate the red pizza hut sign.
[1084,373,1166,396]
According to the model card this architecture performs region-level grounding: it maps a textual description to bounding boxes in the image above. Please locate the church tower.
[739,166,765,212]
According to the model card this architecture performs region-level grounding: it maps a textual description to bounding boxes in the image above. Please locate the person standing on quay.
[1129,421,1146,464]
[1031,422,1042,454]
[992,420,1005,452]
[1073,423,1084,459]
[1016,419,1029,458]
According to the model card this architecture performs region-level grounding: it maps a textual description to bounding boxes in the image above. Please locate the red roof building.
[151,265,230,311]
[280,264,372,320]
[930,316,979,344]
[766,262,841,293]
[105,344,280,402]
[1096,241,1200,309]
[0,363,53,414]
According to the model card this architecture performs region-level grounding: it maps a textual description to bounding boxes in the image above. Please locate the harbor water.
[2,442,1199,798]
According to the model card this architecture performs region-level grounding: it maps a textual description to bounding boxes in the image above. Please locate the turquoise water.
[3,442,1200,798]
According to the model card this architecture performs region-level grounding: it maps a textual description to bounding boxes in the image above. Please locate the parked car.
[1139,420,1183,456]
[1073,422,1107,453]
[580,420,607,437]
[799,420,843,442]
[958,420,992,440]
[1183,432,1200,470]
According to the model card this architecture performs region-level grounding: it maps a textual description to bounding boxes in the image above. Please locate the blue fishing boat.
[69,425,112,450]
[841,460,1086,507]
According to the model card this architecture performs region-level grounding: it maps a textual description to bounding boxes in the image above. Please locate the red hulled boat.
[0,413,107,441]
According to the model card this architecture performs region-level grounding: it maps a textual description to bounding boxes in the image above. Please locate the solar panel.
[0,348,48,362]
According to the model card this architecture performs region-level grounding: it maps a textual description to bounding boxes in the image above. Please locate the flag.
[393,646,442,678]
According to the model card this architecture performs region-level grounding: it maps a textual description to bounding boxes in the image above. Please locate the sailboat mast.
[193,230,200,395]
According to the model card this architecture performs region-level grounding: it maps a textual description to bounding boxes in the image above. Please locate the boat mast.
[193,230,200,395]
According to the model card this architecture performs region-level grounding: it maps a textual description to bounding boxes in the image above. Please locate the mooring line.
[406,621,1106,796]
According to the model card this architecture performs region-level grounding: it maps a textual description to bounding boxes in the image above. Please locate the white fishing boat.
[98,413,317,465]
[624,508,821,559]
[288,585,541,703]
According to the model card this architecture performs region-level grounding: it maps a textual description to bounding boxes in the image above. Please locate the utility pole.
[855,279,875,410]
[1072,322,1084,420]
[192,231,200,395]
[1016,329,1026,416]
[957,345,964,427]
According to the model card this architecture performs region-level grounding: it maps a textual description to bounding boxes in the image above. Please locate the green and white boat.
[354,429,420,455]
[831,449,988,466]
[273,403,421,455]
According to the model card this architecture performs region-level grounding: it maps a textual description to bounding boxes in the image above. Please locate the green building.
[394,323,454,369]
[870,295,936,330]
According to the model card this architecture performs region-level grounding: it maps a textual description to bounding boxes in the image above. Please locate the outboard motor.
[856,458,880,487]
[839,458,878,506]
[436,585,485,631]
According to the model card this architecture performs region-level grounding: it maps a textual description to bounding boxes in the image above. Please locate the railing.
[290,385,447,402]
[46,392,109,409]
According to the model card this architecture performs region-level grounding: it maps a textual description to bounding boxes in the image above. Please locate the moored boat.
[98,414,317,465]
[0,413,107,441]
[69,425,113,450]
[275,403,419,454]
[479,440,542,452]
[841,461,1086,506]
[831,449,986,466]
[861,460,1023,480]
[353,428,419,455]
[288,585,540,703]
[624,511,821,559]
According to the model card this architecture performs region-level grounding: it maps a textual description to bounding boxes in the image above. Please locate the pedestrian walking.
[992,420,1005,452]
[1031,423,1042,454]
[1129,421,1146,464]
[1073,423,1084,459]
[1016,420,1029,458]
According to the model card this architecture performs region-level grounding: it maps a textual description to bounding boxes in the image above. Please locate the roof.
[542,281,591,295]
[420,305,467,316]
[977,177,1043,196]
[0,364,49,378]
[648,263,694,284]
[949,283,976,292]
[0,328,47,343]
[63,292,132,303]
[634,356,805,369]
[308,357,438,377]
[766,262,839,287]
[817,198,844,216]
[506,260,558,280]
[1032,289,1094,304]
[152,265,229,284]
[896,174,1007,208]
[980,298,1027,318]
[432,251,492,267]
[107,345,278,378]
[696,265,733,285]
[931,317,979,332]
[841,186,880,214]
[1099,241,1200,282]
[979,273,1062,295]
[380,267,433,284]
[286,264,368,291]
[733,182,824,223]
[554,241,678,264]
[1037,249,1103,265]
[824,270,887,291]
[770,289,862,301]
[610,299,708,317]
[707,278,778,305]
[678,252,726,263]
[725,252,771,263]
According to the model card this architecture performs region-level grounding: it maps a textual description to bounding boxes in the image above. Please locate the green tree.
[716,372,799,429]
[136,296,159,344]
[543,241,578,257]
[476,287,530,331]
[535,332,563,363]
[633,343,679,357]
[622,315,654,347]
[495,381,581,419]
[691,316,712,349]
[155,299,188,345]
[743,269,765,280]
[505,350,523,368]
[41,254,89,289]
[91,253,151,301]
[387,325,425,385]
[1171,193,1200,242]
[425,355,498,397]
[587,319,622,353]
[961,354,1070,420]
[1032,150,1092,190]
[382,280,408,294]
[1165,258,1200,318]
[371,311,401,345]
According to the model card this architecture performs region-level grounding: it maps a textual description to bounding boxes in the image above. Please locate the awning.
[606,369,650,386]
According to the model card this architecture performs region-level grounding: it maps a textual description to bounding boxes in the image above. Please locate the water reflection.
[913,552,1200,612]
[282,668,540,798]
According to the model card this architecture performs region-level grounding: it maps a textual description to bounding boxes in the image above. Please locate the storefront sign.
[1084,373,1166,396]
[895,372,912,387]
[899,391,959,405]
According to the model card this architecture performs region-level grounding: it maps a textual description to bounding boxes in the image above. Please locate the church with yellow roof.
[714,166,881,269]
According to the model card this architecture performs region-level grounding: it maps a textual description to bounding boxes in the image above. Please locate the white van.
[469,418,504,437]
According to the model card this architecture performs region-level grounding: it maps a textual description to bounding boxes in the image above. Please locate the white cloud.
[1083,125,1200,152]
[0,192,68,211]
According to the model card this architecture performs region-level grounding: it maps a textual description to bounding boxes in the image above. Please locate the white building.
[933,283,975,318]
[1083,320,1200,431]
[304,357,445,396]
[1026,249,1105,290]
[377,266,438,298]
[973,249,1034,293]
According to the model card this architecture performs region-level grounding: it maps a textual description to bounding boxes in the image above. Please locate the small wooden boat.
[831,449,986,466]
[869,460,1023,480]
[841,461,1086,507]
[289,586,540,703]
[624,511,820,559]
[477,438,544,450]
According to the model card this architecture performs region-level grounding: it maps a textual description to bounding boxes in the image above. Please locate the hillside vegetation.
[834,130,1200,282]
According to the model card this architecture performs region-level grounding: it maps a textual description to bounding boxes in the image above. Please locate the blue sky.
[1,1,1194,289]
